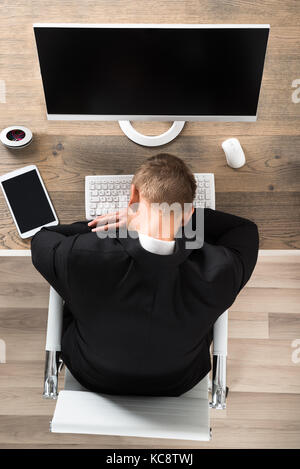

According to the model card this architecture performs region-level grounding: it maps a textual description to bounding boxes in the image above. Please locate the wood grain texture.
[228,363,300,394]
[247,255,300,288]
[231,287,300,313]
[0,257,45,284]
[228,311,269,339]
[269,313,300,339]
[0,135,299,249]
[0,0,300,249]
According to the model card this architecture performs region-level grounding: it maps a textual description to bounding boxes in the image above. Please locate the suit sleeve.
[202,208,259,292]
[42,221,91,237]
[30,224,85,300]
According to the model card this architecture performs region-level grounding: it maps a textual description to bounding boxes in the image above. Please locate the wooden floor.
[0,252,299,449]
[0,0,300,249]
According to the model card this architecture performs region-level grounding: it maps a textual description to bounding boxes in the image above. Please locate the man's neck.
[128,202,179,241]
[137,217,176,242]
[138,231,175,255]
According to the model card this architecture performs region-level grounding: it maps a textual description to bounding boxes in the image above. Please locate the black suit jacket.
[31,209,259,396]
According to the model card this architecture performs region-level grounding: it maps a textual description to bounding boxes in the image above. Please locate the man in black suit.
[31,153,259,396]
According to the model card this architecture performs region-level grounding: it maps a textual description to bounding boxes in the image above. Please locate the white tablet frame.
[0,165,58,239]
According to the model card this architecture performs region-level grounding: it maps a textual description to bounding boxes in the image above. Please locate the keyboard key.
[86,173,214,218]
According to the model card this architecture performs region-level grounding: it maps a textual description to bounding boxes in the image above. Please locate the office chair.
[43,287,228,441]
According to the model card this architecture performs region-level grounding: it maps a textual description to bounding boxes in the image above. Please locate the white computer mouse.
[222,138,246,169]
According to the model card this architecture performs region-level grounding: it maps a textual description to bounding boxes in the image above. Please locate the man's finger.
[88,212,121,227]
[91,221,121,232]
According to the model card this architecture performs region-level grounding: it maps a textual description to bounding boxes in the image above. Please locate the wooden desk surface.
[0,0,300,250]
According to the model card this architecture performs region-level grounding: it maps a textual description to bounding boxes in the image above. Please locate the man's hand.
[88,209,130,232]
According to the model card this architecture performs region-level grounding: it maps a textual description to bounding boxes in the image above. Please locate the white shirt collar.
[138,232,175,255]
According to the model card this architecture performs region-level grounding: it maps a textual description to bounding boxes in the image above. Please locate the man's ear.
[128,184,140,206]
[181,205,195,226]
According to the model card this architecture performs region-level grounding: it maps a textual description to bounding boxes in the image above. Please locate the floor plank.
[269,313,300,339]
[248,255,300,289]
[228,363,300,394]
[231,287,300,314]
[228,311,269,339]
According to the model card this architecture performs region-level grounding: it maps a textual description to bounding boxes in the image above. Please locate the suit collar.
[138,232,175,255]
[117,224,202,268]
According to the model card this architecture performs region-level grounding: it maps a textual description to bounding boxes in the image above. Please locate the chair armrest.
[210,310,228,410]
[45,287,63,351]
[43,287,64,399]
[213,310,228,356]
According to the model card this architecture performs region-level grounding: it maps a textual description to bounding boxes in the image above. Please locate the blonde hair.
[132,153,196,208]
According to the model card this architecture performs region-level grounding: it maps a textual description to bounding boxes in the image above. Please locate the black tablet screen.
[2,169,56,233]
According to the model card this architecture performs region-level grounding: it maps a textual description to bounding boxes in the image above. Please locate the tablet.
[0,165,58,239]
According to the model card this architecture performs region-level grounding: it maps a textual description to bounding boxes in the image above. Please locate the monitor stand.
[118,120,185,147]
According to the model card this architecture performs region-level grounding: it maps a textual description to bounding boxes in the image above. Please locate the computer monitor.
[33,24,270,146]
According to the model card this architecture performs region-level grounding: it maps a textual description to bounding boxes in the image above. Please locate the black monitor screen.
[34,26,269,117]
[2,170,56,233]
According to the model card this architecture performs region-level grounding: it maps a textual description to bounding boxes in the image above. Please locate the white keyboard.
[85,173,215,220]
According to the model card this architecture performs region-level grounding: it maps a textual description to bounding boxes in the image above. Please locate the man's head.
[128,153,196,240]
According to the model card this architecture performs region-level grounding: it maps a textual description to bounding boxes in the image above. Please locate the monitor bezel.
[33,23,270,122]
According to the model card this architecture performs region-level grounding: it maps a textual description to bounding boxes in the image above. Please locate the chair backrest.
[43,286,228,411]
[45,287,228,355]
